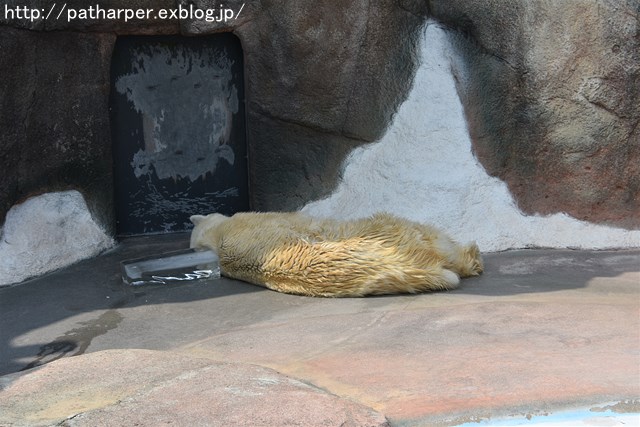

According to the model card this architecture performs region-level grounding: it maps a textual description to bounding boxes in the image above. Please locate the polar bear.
[190,211,483,297]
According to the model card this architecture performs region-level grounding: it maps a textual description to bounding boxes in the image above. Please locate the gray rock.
[431,0,640,228]
[225,0,424,209]
[0,0,423,226]
[0,191,114,286]
[1,0,637,236]
[0,27,116,230]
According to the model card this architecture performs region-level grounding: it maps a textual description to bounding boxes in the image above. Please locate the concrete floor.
[0,234,638,426]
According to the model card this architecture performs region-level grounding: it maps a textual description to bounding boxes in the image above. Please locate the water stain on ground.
[20,310,124,371]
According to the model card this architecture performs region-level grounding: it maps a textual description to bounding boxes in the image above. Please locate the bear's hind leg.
[362,264,461,296]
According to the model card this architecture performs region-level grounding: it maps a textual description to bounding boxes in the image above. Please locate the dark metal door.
[110,33,248,235]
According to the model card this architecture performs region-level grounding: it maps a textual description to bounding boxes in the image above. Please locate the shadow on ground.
[0,233,261,375]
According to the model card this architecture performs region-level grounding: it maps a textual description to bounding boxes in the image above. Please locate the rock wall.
[0,0,425,228]
[302,23,640,251]
[430,0,639,228]
[0,27,116,232]
[0,0,637,256]
[184,0,426,210]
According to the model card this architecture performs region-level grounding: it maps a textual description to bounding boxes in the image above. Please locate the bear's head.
[189,213,228,250]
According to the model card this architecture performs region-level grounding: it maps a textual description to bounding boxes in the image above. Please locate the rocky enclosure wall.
[302,23,640,251]
[0,0,424,234]
[432,0,639,229]
[1,0,638,238]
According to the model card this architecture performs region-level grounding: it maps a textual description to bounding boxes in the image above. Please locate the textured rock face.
[301,23,640,251]
[430,0,639,228]
[0,191,114,286]
[0,0,637,240]
[0,0,424,226]
[0,27,116,231]
[219,0,425,211]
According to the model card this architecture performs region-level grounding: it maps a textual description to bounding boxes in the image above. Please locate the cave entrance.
[110,33,248,236]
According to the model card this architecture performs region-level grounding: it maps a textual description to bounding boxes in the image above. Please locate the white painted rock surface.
[302,23,640,252]
[0,190,114,286]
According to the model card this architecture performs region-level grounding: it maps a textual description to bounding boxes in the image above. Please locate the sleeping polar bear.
[190,211,483,297]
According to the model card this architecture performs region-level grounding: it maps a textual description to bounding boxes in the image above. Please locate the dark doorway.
[110,33,248,235]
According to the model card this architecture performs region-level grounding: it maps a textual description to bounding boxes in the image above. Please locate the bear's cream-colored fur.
[190,211,483,297]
